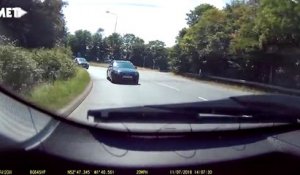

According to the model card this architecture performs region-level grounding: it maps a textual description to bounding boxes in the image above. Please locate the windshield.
[0,0,300,124]
[78,58,87,62]
[114,62,135,69]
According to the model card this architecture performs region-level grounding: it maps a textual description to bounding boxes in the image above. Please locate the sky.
[63,0,231,47]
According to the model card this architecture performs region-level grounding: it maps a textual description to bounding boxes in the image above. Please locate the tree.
[168,44,190,73]
[252,0,300,83]
[187,8,230,74]
[0,0,67,48]
[88,32,106,61]
[186,4,215,26]
[224,1,260,79]
[145,40,168,70]
[122,34,145,66]
[227,0,259,55]
[67,30,92,59]
[255,0,300,49]
[104,33,123,60]
[168,0,300,88]
[169,27,195,73]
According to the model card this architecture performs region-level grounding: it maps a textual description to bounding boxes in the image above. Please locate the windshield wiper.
[87,95,300,124]
[87,108,299,124]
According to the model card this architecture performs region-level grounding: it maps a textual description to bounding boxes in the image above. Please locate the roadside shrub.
[0,46,41,92]
[0,35,17,46]
[0,45,76,93]
[54,47,77,79]
[32,47,76,82]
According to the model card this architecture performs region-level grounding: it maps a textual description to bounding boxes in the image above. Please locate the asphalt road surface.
[69,66,255,121]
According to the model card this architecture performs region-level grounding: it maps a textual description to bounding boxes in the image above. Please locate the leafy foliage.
[0,46,40,92]
[0,46,76,92]
[104,33,123,60]
[186,4,215,26]
[0,0,67,48]
[145,40,168,70]
[255,0,300,48]
[32,47,76,81]
[67,31,168,70]
[168,0,300,88]
[122,34,145,66]
[67,30,93,59]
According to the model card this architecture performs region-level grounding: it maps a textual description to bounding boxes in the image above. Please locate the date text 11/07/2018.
[169,169,213,175]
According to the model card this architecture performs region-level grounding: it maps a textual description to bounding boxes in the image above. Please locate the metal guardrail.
[183,73,300,96]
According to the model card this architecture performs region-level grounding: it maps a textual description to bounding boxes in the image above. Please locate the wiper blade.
[87,98,251,123]
[87,107,299,124]
[145,95,300,115]
[87,94,300,124]
[88,108,199,123]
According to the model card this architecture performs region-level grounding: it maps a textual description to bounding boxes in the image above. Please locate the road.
[69,66,254,121]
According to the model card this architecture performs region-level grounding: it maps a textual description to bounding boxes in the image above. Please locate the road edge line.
[156,82,180,91]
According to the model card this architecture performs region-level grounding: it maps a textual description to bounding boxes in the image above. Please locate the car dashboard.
[1,120,300,175]
[0,90,300,175]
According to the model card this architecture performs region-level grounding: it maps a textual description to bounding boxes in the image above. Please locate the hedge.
[0,45,76,92]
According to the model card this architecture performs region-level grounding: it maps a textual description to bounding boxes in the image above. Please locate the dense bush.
[0,45,76,92]
[0,46,40,92]
[32,47,76,82]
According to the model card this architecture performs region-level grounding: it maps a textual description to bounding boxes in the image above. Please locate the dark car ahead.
[107,60,139,84]
[74,57,89,69]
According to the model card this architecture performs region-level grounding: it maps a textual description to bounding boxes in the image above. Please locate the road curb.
[56,80,93,118]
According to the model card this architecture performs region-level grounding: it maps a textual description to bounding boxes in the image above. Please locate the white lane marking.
[156,83,180,91]
[198,97,208,101]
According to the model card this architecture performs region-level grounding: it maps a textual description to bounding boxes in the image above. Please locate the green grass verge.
[26,68,90,110]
